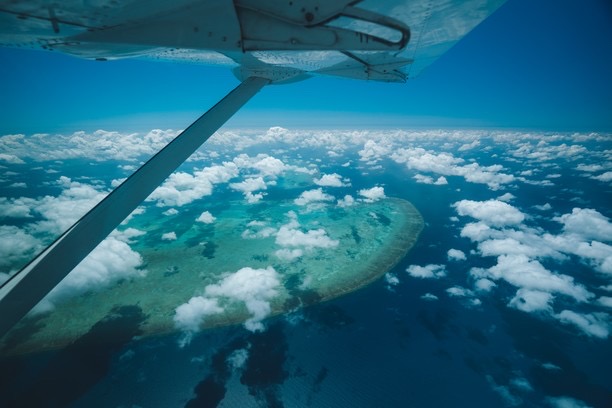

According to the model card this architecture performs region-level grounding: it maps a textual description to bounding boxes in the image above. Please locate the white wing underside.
[0,0,506,82]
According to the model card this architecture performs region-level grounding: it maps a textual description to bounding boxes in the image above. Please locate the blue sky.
[1,0,611,134]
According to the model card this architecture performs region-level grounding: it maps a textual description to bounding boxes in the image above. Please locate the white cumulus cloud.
[421,293,439,301]
[313,173,349,187]
[447,248,467,261]
[385,273,400,287]
[508,288,554,313]
[477,254,592,302]
[294,188,334,206]
[337,194,355,207]
[275,248,304,261]
[533,203,552,211]
[592,171,612,182]
[162,232,177,241]
[358,186,386,202]
[554,310,609,339]
[28,177,108,236]
[0,153,25,164]
[148,162,238,207]
[275,212,338,250]
[196,211,215,224]
[0,225,41,269]
[358,139,392,164]
[174,297,223,332]
[406,264,447,279]
[391,147,514,190]
[174,266,280,335]
[35,234,146,313]
[453,199,525,227]
[414,174,448,185]
[554,208,612,242]
[598,296,612,308]
[497,193,515,202]
[0,197,35,218]
[230,176,267,193]
[205,266,280,332]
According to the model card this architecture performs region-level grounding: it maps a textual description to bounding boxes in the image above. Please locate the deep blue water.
[1,131,611,407]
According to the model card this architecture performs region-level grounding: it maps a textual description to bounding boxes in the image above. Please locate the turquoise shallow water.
[5,196,422,353]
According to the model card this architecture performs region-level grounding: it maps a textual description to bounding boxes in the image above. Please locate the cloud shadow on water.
[417,307,458,341]
[240,323,289,407]
[282,272,324,311]
[6,305,147,407]
[303,304,355,332]
[186,322,289,408]
[0,314,47,353]
[501,307,612,407]
[200,241,218,260]
[185,337,248,408]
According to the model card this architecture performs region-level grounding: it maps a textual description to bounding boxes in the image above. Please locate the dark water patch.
[292,366,307,379]
[252,254,269,262]
[311,254,325,262]
[0,346,57,400]
[160,218,192,236]
[1,314,47,353]
[466,327,489,346]
[327,207,344,221]
[261,185,293,202]
[530,364,612,408]
[434,348,453,361]
[283,296,301,310]
[501,307,612,407]
[350,225,362,244]
[303,304,354,331]
[245,201,271,218]
[374,212,391,226]
[345,248,358,258]
[0,354,31,404]
[463,354,514,389]
[137,229,166,249]
[186,378,226,408]
[164,265,180,277]
[283,274,302,292]
[273,263,290,275]
[305,365,329,405]
[184,225,215,248]
[283,287,325,310]
[283,273,324,309]
[9,305,146,407]
[393,317,411,348]
[201,241,218,259]
[136,213,196,247]
[417,308,457,341]
[502,307,573,369]
[240,323,288,408]
[493,356,513,373]
[199,198,232,215]
[185,337,248,408]
[312,366,328,391]
[464,356,485,375]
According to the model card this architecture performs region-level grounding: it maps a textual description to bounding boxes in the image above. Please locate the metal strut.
[0,76,270,339]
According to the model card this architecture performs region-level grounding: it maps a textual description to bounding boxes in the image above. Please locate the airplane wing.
[0,0,506,82]
[0,0,507,338]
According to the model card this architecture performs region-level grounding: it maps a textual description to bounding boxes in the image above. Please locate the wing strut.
[0,76,270,339]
